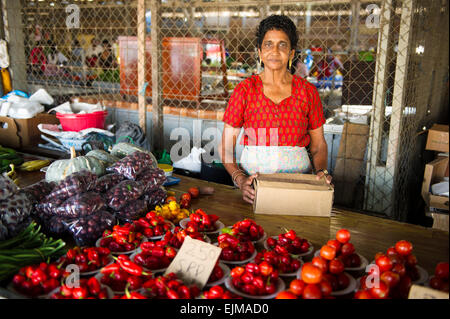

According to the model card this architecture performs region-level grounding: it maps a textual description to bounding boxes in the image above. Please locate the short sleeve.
[222,82,247,128]
[307,84,326,130]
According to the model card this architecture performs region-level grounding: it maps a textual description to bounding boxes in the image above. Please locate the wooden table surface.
[17,171,449,275]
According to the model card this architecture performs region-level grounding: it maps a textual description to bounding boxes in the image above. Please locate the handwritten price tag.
[408,284,449,299]
[164,236,222,289]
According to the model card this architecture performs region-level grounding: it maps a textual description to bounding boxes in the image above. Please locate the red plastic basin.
[56,110,108,132]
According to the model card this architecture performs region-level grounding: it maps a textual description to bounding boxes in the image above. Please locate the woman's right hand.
[236,173,259,205]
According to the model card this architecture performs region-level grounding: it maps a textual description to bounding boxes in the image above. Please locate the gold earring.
[259,56,262,64]
[289,59,292,69]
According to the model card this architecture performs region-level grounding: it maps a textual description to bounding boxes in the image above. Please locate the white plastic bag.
[29,88,54,105]
[172,147,206,173]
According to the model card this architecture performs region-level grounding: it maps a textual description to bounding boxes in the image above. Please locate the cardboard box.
[426,124,449,153]
[253,173,334,217]
[422,156,449,211]
[426,210,449,232]
[0,113,60,149]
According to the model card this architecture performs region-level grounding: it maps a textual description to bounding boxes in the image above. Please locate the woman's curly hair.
[256,15,298,50]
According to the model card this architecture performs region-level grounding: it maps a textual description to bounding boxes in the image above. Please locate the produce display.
[60,246,112,274]
[228,218,265,242]
[429,262,449,292]
[0,222,66,282]
[354,240,421,299]
[217,233,255,262]
[56,192,106,218]
[85,150,119,167]
[105,180,145,210]
[45,150,105,183]
[0,174,18,201]
[184,209,221,232]
[66,210,116,247]
[49,277,110,299]
[324,229,362,268]
[163,226,208,249]
[19,180,55,204]
[18,160,50,172]
[98,223,144,253]
[106,151,156,180]
[1,162,448,301]
[98,254,153,293]
[228,262,282,297]
[137,167,167,192]
[114,199,148,222]
[110,142,157,163]
[45,170,98,201]
[254,249,302,275]
[201,285,242,299]
[94,173,125,193]
[141,187,167,210]
[140,272,201,299]
[0,145,23,175]
[0,176,33,240]
[11,261,67,297]
[132,211,174,239]
[133,240,177,271]
[154,198,190,225]
[266,229,311,255]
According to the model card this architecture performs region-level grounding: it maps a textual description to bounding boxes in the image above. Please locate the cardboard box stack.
[422,124,449,231]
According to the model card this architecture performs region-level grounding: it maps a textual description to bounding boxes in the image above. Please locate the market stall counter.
[14,169,449,276]
[2,168,449,300]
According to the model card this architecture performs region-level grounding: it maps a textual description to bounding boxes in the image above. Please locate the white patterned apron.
[239,146,312,175]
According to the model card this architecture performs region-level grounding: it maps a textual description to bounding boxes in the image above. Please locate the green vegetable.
[0,222,67,282]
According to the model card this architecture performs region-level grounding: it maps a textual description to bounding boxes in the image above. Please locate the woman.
[219,15,332,205]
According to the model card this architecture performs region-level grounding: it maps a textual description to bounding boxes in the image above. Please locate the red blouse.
[222,75,326,147]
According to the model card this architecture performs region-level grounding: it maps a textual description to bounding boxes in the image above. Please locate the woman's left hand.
[316,170,333,185]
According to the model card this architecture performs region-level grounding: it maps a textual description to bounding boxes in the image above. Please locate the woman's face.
[258,29,295,71]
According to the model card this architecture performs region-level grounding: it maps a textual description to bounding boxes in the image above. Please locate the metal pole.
[137,0,146,134]
[151,0,163,152]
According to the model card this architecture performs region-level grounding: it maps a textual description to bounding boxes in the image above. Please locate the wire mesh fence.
[1,0,448,221]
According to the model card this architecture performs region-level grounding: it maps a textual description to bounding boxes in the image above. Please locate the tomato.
[354,290,374,299]
[386,247,397,256]
[347,253,361,267]
[180,193,191,202]
[320,245,336,261]
[319,280,332,297]
[165,196,177,204]
[405,254,418,267]
[335,229,351,244]
[391,263,406,277]
[395,276,412,299]
[429,276,443,291]
[188,187,200,198]
[289,279,306,296]
[275,291,298,299]
[301,263,323,284]
[375,255,393,272]
[322,273,339,291]
[374,252,385,261]
[380,270,400,288]
[359,275,369,290]
[327,240,341,253]
[302,284,322,299]
[340,243,355,256]
[387,253,403,265]
[369,281,389,299]
[329,259,345,274]
[312,256,328,273]
[337,273,350,291]
[395,240,413,256]
[435,262,449,280]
